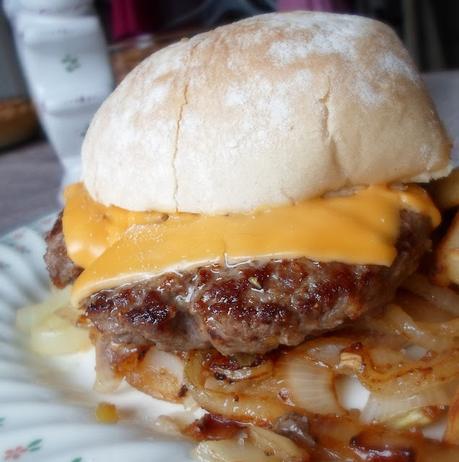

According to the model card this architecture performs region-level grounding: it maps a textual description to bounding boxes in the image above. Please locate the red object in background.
[111,0,351,42]
[111,0,160,40]
[277,0,348,12]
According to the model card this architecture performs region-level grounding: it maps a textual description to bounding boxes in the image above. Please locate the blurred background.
[0,0,458,232]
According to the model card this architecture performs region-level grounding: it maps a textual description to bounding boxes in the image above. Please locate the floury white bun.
[82,11,451,215]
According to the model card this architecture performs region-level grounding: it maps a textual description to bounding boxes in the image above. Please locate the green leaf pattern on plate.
[26,439,42,452]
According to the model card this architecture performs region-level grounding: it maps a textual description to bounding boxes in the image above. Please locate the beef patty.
[44,210,431,355]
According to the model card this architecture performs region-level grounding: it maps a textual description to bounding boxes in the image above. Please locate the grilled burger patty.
[45,210,431,355]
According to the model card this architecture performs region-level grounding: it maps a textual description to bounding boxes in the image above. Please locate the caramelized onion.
[301,336,353,368]
[192,427,309,462]
[16,287,90,356]
[277,352,343,415]
[153,412,198,438]
[384,304,455,352]
[94,336,122,393]
[185,351,289,424]
[273,413,316,450]
[397,290,454,323]
[339,342,459,396]
[308,414,459,462]
[29,311,91,356]
[404,274,459,316]
[212,360,273,382]
[248,426,309,461]
[193,439,282,462]
[350,427,459,462]
[445,386,459,445]
[184,414,245,441]
[16,287,71,333]
[361,386,450,426]
[125,348,185,402]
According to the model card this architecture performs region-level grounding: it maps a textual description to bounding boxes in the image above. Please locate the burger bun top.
[82,11,451,214]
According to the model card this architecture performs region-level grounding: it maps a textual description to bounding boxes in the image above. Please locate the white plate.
[0,215,194,462]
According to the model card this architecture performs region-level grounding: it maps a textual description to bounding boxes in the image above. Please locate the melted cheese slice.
[63,184,168,268]
[64,183,440,305]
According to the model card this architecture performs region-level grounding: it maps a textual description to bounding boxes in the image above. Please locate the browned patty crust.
[41,209,431,355]
[44,212,82,288]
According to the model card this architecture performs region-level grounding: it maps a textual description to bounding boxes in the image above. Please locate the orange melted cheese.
[63,184,167,268]
[64,183,440,305]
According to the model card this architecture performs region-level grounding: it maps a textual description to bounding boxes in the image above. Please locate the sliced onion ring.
[184,351,289,424]
[277,350,343,416]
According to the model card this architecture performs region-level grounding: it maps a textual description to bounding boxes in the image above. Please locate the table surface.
[0,70,458,236]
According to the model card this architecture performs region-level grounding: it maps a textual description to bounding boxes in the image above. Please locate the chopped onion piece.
[404,274,459,316]
[185,351,288,424]
[338,352,363,374]
[16,287,71,333]
[126,348,185,402]
[152,415,183,438]
[302,337,352,368]
[29,309,91,356]
[273,413,316,449]
[338,342,459,396]
[445,386,459,445]
[16,287,90,356]
[384,304,453,352]
[94,336,122,393]
[388,407,444,430]
[397,291,454,322]
[249,426,309,462]
[361,386,450,425]
[212,361,273,382]
[278,353,343,415]
[193,439,281,462]
[366,346,407,368]
[153,412,198,438]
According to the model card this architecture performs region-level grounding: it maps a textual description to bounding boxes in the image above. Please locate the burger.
[43,11,454,457]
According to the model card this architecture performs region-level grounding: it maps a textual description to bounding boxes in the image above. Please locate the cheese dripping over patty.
[63,183,440,305]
